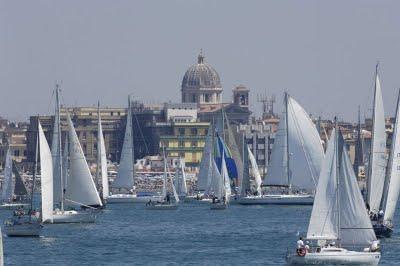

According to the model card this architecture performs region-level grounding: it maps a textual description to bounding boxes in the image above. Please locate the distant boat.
[145,147,179,210]
[0,148,29,210]
[286,124,380,265]
[4,124,43,237]
[373,89,400,238]
[210,150,231,210]
[240,92,324,205]
[237,145,262,201]
[108,96,162,203]
[366,65,389,229]
[174,158,187,200]
[96,101,109,205]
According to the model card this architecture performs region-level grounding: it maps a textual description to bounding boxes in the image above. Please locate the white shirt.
[297,239,304,249]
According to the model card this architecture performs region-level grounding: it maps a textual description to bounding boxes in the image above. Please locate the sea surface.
[1,202,399,265]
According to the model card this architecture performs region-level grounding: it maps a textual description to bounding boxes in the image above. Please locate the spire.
[198,49,204,64]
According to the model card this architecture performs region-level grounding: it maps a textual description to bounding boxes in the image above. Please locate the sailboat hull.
[4,218,42,237]
[238,194,314,205]
[50,210,97,223]
[145,203,178,210]
[287,250,380,265]
[0,203,30,210]
[107,194,163,203]
[373,223,393,238]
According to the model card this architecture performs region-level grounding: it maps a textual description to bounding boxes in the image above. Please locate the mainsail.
[367,70,387,214]
[382,91,400,223]
[307,127,376,247]
[112,97,135,190]
[248,146,262,195]
[264,93,324,191]
[51,85,63,206]
[65,114,102,207]
[12,163,27,197]
[1,148,13,202]
[39,122,53,223]
[197,125,213,191]
[175,158,187,197]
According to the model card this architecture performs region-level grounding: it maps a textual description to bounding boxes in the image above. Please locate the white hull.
[49,210,97,223]
[4,222,42,237]
[238,194,314,205]
[0,203,30,210]
[145,204,178,210]
[287,250,380,265]
[107,194,162,203]
[210,203,227,210]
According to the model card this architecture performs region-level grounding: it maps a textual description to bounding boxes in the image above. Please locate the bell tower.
[233,85,249,109]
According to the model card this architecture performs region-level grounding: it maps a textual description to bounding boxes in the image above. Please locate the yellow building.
[160,122,210,167]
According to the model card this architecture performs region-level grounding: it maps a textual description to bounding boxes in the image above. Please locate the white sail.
[51,86,62,206]
[1,148,13,202]
[307,129,338,240]
[287,96,324,191]
[307,128,376,247]
[65,114,102,207]
[383,92,400,222]
[175,158,187,197]
[97,108,109,199]
[171,174,180,203]
[197,125,213,191]
[113,98,134,189]
[241,143,251,196]
[367,73,387,213]
[62,136,69,194]
[39,122,53,223]
[264,94,324,191]
[248,146,262,195]
[221,152,231,203]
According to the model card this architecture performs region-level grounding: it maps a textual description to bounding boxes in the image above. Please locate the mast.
[285,92,291,192]
[129,95,135,189]
[335,117,341,246]
[55,85,64,211]
[30,124,39,214]
[96,101,101,192]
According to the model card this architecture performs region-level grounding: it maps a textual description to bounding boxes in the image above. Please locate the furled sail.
[65,114,102,207]
[39,122,53,223]
[307,128,376,247]
[112,98,135,189]
[97,106,109,199]
[367,72,387,214]
[383,91,400,223]
[1,148,13,202]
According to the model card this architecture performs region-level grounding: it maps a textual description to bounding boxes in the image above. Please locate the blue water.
[1,203,399,265]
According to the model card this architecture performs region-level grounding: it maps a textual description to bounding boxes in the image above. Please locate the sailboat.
[210,151,231,210]
[145,147,179,210]
[373,89,400,238]
[108,96,161,203]
[96,102,109,204]
[241,92,324,205]
[174,158,187,201]
[366,65,388,223]
[4,125,43,237]
[0,227,3,266]
[287,124,381,265]
[0,148,29,210]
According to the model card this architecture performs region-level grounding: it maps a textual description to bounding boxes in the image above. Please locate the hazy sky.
[1,0,399,122]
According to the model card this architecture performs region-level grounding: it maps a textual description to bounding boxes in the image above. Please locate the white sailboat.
[373,89,400,238]
[145,148,179,210]
[0,148,29,210]
[4,125,43,237]
[241,93,324,205]
[366,66,388,216]
[174,158,187,200]
[96,102,109,204]
[287,125,380,265]
[210,151,231,210]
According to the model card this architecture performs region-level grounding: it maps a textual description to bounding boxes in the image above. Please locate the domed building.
[181,51,223,105]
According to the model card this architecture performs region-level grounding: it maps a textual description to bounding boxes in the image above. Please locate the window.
[192,94,196,103]
[82,132,87,140]
[204,94,210,102]
[83,144,87,153]
[178,141,184,147]
[179,128,185,136]
[14,150,20,157]
[191,128,198,135]
[191,141,197,147]
[111,112,114,116]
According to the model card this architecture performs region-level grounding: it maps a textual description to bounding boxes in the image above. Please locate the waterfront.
[1,203,399,265]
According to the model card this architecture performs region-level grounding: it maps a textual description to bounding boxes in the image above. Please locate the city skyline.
[1,1,400,122]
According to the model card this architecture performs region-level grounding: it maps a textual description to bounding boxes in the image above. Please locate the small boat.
[108,193,162,203]
[252,93,324,205]
[174,158,187,201]
[51,209,97,223]
[286,123,380,265]
[210,150,231,210]
[4,123,44,237]
[372,88,400,238]
[145,147,179,210]
[108,96,137,203]
[0,148,30,210]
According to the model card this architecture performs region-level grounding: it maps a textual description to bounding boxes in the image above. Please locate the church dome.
[182,52,221,90]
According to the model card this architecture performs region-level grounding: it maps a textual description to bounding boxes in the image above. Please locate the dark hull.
[373,224,393,238]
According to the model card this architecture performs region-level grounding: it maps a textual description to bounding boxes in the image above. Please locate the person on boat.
[297,237,304,249]
[222,196,226,204]
[166,193,171,203]
[378,210,384,222]
[146,199,152,206]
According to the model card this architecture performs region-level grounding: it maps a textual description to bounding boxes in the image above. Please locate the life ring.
[297,248,307,257]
